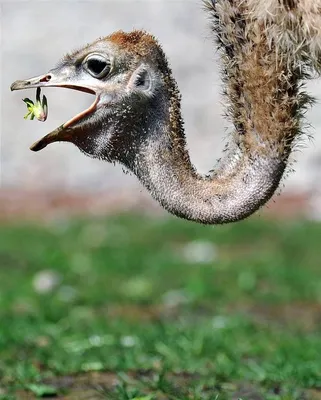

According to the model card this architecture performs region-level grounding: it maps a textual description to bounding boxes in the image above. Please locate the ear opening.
[127,65,155,95]
[135,69,151,89]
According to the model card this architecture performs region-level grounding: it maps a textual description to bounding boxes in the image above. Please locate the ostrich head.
[11,31,177,170]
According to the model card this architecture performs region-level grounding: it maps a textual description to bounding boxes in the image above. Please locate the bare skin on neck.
[10,0,318,224]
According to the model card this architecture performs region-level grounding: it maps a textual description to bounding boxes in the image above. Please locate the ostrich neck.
[110,2,309,225]
[132,122,286,224]
[127,5,309,225]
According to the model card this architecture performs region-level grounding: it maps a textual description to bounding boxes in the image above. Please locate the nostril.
[40,74,51,83]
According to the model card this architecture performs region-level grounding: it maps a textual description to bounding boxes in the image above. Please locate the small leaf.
[36,87,41,103]
[23,97,34,105]
[42,95,48,112]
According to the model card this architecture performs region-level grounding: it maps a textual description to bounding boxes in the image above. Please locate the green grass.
[0,214,321,399]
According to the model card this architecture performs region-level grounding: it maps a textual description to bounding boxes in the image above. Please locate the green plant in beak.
[23,87,48,121]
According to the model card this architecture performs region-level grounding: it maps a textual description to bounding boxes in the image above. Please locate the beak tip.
[10,80,28,91]
[30,140,47,152]
[10,82,17,91]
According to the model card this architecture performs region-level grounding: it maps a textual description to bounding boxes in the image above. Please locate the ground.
[0,214,321,399]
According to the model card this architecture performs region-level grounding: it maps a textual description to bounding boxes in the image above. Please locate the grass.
[0,213,321,399]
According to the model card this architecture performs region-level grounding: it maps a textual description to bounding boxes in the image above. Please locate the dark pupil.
[87,58,108,75]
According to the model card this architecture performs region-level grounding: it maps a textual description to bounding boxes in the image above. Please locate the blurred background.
[1,2,321,398]
[1,0,321,220]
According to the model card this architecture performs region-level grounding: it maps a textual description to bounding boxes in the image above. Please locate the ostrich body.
[10,0,319,224]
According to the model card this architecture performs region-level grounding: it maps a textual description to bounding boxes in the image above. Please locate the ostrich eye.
[84,54,111,78]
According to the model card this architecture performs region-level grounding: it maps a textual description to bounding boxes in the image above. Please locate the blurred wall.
[1,0,321,197]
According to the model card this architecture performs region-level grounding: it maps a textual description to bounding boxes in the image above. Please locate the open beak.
[11,72,98,151]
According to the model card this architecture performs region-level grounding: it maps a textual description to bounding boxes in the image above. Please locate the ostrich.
[10,0,320,224]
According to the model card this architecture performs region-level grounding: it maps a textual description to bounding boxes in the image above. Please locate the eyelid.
[83,53,109,64]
